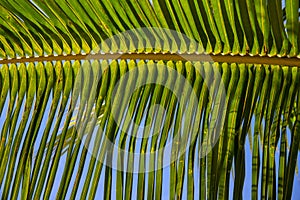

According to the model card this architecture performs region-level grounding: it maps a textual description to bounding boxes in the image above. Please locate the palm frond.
[0,0,298,58]
[0,0,300,199]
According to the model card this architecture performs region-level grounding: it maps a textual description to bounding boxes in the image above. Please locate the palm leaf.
[0,0,300,199]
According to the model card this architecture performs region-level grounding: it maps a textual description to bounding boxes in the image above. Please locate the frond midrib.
[1,53,300,67]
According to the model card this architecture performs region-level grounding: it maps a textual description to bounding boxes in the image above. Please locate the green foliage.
[0,0,300,199]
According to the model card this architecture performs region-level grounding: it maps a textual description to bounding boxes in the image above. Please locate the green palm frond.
[0,0,298,58]
[0,0,300,200]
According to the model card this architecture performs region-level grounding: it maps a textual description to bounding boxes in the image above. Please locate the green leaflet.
[0,60,299,199]
[0,0,297,59]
